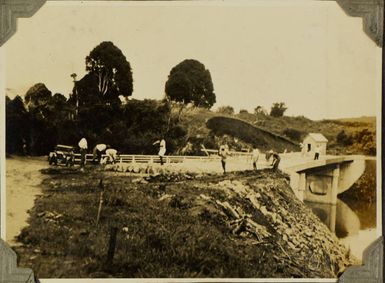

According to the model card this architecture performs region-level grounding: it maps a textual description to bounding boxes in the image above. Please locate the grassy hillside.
[178,107,375,155]
[207,116,300,152]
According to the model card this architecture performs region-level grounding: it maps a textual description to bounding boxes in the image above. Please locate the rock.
[271,212,277,223]
[199,194,212,201]
[216,200,240,219]
[159,194,174,201]
[260,206,268,215]
[305,230,313,237]
[132,178,143,184]
[247,194,260,209]
[287,241,296,250]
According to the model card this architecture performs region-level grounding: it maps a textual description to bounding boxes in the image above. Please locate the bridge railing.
[70,153,222,164]
[62,152,255,165]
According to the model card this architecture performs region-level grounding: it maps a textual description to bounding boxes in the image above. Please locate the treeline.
[335,129,376,155]
[6,41,218,156]
[6,85,187,156]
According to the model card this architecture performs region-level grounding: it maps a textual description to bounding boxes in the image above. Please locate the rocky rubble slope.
[149,170,354,277]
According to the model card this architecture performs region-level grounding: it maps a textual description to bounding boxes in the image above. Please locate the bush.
[216,106,234,115]
[282,128,303,142]
[270,103,287,117]
[336,130,353,146]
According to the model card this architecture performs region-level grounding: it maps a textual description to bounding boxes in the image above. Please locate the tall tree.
[165,59,216,112]
[24,83,53,121]
[84,41,133,102]
[6,95,30,154]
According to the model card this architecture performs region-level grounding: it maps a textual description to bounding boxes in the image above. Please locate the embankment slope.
[15,169,353,278]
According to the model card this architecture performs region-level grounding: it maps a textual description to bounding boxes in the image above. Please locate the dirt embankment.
[14,168,354,278]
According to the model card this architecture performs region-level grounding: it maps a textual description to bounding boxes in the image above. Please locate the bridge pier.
[330,166,340,205]
[297,172,306,202]
[284,155,366,205]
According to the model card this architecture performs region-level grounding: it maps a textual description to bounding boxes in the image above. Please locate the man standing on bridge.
[153,138,166,165]
[271,151,281,170]
[92,143,107,164]
[218,144,230,174]
[252,147,260,170]
[314,145,321,160]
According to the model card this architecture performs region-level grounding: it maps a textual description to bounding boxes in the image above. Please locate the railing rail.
[62,152,254,165]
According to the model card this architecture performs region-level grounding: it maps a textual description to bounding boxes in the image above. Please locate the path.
[5,156,47,245]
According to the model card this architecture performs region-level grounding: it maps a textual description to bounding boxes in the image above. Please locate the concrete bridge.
[281,154,368,205]
[64,151,368,205]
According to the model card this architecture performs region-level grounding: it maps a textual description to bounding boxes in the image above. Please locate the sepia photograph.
[0,0,382,281]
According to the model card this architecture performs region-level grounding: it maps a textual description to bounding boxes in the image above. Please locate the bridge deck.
[279,153,366,174]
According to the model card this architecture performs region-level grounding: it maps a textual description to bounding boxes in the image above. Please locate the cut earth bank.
[14,167,356,278]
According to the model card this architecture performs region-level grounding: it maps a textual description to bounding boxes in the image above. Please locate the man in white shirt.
[153,138,166,165]
[78,137,88,168]
[105,148,118,164]
[92,143,107,164]
[218,144,230,174]
[252,147,260,170]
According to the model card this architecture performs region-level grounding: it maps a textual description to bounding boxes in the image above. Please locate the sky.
[3,0,381,120]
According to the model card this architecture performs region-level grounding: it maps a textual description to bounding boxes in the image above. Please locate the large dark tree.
[83,41,133,103]
[165,59,216,110]
[25,83,53,119]
[6,96,30,154]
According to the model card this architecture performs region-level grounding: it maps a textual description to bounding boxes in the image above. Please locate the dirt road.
[5,156,47,245]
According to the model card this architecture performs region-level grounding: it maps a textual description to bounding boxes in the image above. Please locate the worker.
[218,144,230,174]
[252,147,260,170]
[78,137,88,169]
[153,138,166,165]
[92,143,107,164]
[105,148,119,164]
[271,151,281,170]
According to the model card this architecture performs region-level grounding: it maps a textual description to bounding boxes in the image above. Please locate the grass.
[14,167,354,278]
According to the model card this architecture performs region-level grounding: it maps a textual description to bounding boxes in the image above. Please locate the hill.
[177,107,375,155]
[206,116,300,152]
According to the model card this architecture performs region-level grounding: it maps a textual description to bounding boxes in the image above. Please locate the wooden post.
[106,227,118,267]
[96,179,105,226]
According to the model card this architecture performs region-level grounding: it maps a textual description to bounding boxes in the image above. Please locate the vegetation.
[206,116,299,152]
[85,41,133,100]
[165,59,216,115]
[282,128,303,142]
[5,40,376,157]
[6,90,186,155]
[15,168,353,278]
[216,106,234,115]
[270,102,288,117]
[335,129,375,155]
